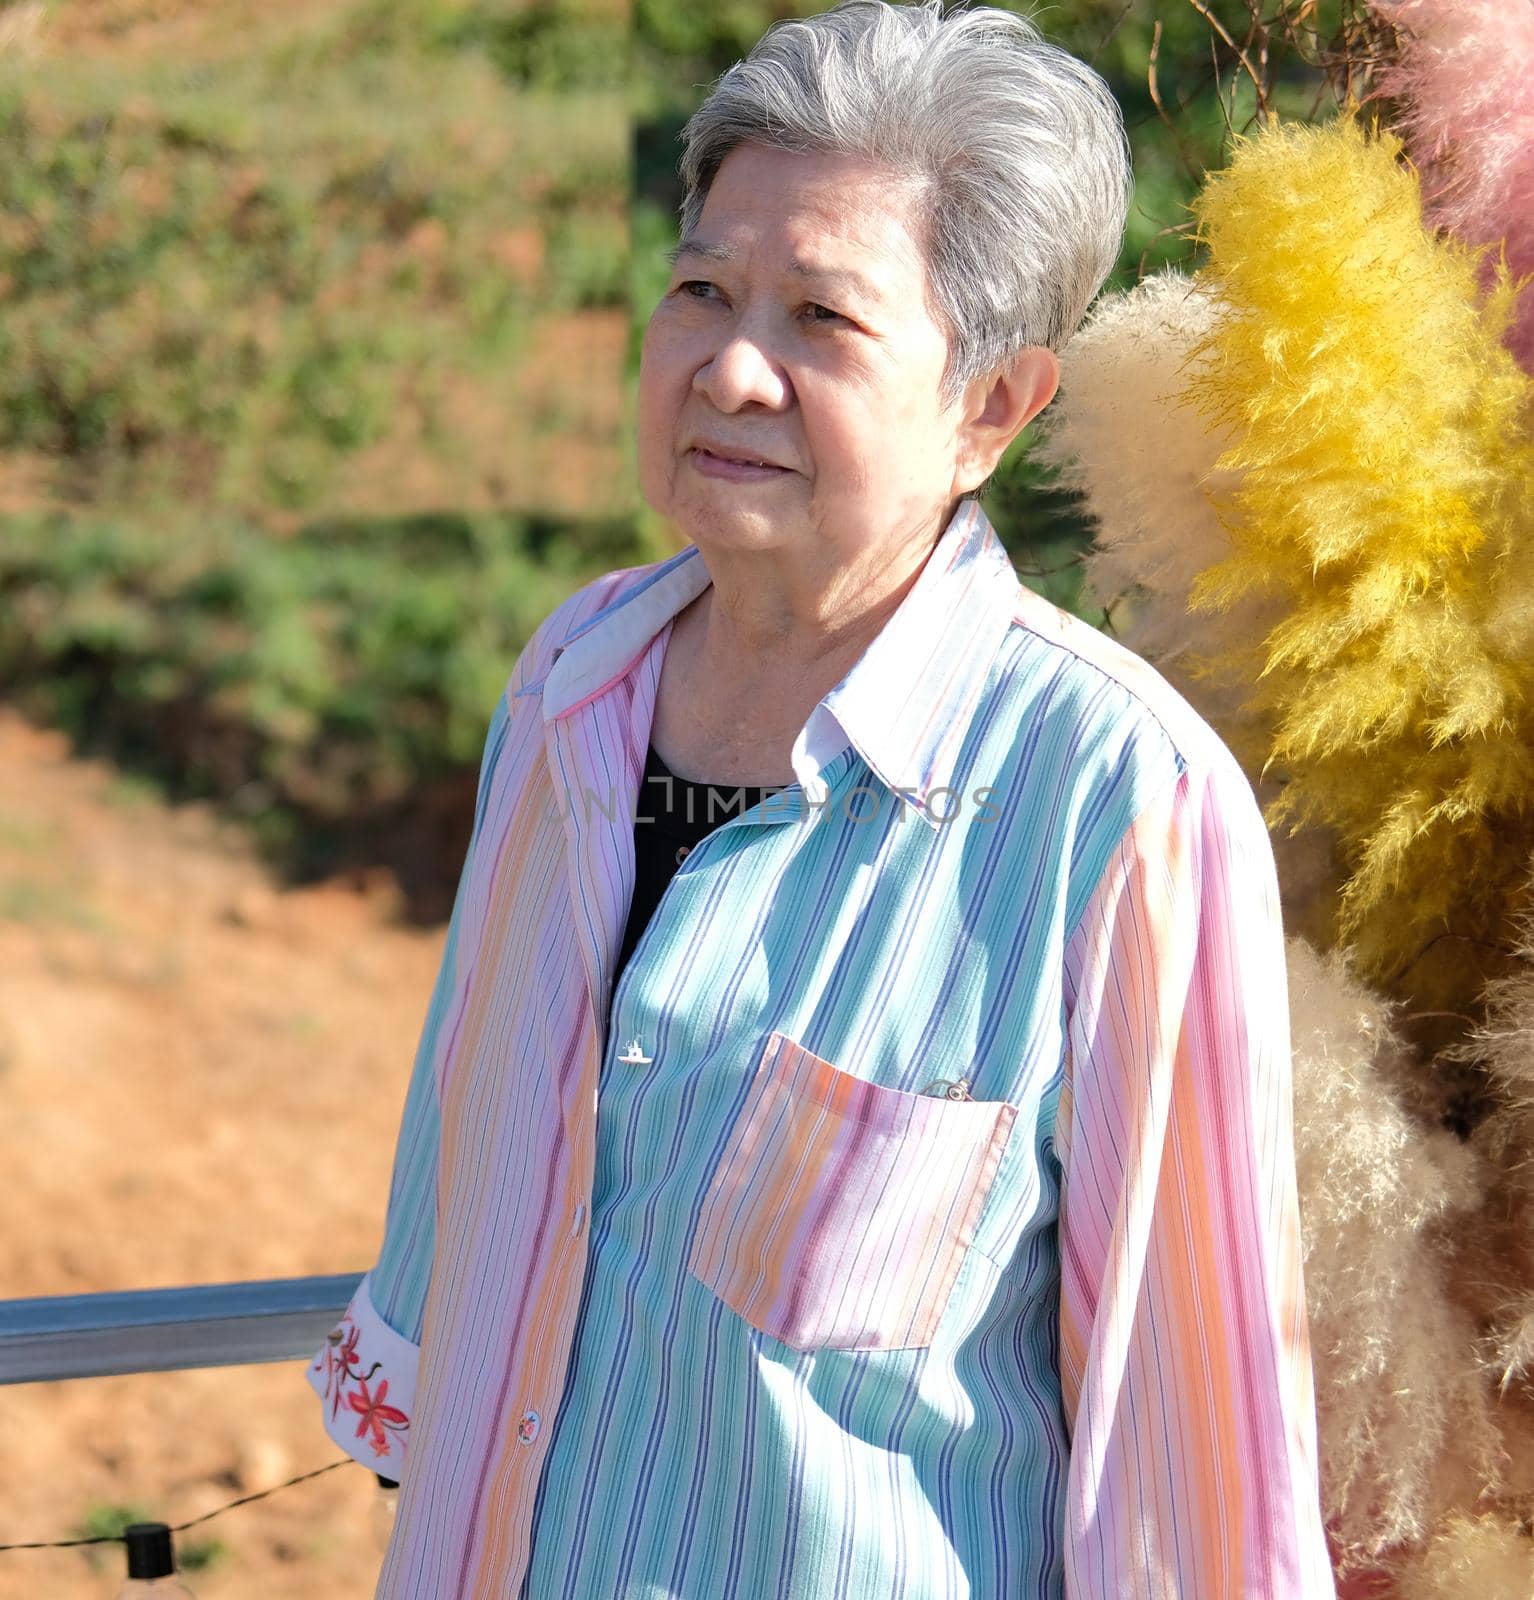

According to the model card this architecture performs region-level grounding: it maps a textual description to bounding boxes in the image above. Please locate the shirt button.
[675,844,691,864]
[517,1410,541,1444]
[571,1201,586,1237]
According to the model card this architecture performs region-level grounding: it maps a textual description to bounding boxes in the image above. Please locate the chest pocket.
[686,1030,1017,1352]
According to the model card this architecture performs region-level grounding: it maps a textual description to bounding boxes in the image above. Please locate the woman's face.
[638,143,977,565]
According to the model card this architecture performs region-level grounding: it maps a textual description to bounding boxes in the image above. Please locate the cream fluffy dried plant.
[1031,270,1243,677]
[1394,1512,1534,1600]
[1493,1295,1534,1398]
[1444,888,1534,1410]
[1286,936,1500,1561]
[1456,895,1534,1134]
[1034,271,1343,947]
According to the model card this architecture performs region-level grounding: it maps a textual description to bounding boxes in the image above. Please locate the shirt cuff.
[305,1270,419,1473]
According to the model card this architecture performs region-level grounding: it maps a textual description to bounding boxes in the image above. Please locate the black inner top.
[612,742,789,991]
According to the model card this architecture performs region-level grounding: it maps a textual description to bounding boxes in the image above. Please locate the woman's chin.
[671,498,804,552]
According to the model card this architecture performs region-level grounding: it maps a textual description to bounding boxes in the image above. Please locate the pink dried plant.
[1369,0,1534,374]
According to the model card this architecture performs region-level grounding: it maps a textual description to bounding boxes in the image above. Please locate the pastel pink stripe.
[1058,758,1331,1597]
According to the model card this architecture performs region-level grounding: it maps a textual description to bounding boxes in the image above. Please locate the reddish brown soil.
[0,705,448,1598]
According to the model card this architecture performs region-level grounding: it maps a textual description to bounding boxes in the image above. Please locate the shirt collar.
[519,498,1022,830]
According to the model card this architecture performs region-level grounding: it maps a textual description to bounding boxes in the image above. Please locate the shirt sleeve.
[1056,753,1335,1598]
[304,686,512,1477]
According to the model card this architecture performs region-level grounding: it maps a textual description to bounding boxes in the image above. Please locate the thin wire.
[0,1456,355,1553]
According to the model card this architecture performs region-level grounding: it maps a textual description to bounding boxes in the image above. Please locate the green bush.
[0,509,649,845]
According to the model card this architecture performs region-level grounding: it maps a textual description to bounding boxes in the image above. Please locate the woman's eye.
[670,282,846,326]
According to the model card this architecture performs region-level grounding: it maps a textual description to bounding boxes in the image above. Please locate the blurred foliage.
[293,0,630,89]
[630,0,1363,598]
[0,0,634,897]
[0,508,649,911]
[0,0,627,516]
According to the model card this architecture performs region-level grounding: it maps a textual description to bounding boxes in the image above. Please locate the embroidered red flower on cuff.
[336,1321,361,1368]
[348,1376,409,1457]
[314,1311,411,1457]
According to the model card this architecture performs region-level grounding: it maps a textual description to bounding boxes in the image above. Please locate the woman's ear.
[950,346,1061,497]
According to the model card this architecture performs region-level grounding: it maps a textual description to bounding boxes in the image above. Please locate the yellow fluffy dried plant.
[1035,273,1345,948]
[1178,107,1534,1013]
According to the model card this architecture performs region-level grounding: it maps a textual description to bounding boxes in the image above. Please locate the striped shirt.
[615,745,789,985]
[306,498,1335,1598]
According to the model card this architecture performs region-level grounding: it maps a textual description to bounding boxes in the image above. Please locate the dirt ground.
[0,704,451,1598]
[0,4,627,1586]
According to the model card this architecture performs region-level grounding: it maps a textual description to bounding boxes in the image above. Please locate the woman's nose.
[693,332,789,412]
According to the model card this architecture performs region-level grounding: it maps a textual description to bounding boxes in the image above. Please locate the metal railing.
[0,1273,363,1384]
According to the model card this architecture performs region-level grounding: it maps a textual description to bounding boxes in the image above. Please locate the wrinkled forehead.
[683,143,935,315]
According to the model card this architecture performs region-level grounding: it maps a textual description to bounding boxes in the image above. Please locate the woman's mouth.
[688,447,790,482]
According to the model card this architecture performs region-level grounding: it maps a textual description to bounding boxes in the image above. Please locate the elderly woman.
[307,3,1334,1596]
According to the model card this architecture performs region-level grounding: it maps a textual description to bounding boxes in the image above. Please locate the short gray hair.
[678,0,1134,407]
